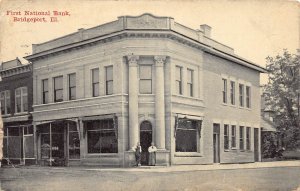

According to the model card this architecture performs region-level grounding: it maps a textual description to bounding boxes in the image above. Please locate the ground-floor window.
[239,126,244,150]
[86,119,118,153]
[68,122,80,159]
[246,127,251,150]
[175,118,201,152]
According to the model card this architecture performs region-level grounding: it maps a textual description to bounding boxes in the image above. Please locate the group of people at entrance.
[133,142,157,166]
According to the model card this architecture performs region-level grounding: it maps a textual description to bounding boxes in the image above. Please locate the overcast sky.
[0,0,299,84]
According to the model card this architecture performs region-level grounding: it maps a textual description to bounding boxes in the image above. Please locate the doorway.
[140,121,152,165]
[213,124,220,163]
[254,128,259,162]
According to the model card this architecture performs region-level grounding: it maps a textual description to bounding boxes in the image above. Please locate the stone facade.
[25,13,266,166]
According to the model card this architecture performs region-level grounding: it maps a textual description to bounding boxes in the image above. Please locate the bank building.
[23,13,266,167]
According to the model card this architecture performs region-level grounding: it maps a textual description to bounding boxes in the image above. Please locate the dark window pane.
[16,97,21,113]
[106,81,113,95]
[176,129,197,152]
[93,83,99,97]
[55,89,63,102]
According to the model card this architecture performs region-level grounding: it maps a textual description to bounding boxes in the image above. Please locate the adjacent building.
[0,58,34,165]
[24,13,266,167]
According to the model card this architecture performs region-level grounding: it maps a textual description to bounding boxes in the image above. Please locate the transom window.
[0,90,10,115]
[175,118,201,152]
[15,87,28,113]
[86,119,118,153]
[106,66,113,95]
[187,69,194,97]
[68,73,76,100]
[54,76,63,102]
[139,65,152,94]
[175,66,182,95]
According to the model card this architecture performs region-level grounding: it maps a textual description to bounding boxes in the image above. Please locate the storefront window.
[86,119,118,153]
[68,122,80,159]
[175,119,199,152]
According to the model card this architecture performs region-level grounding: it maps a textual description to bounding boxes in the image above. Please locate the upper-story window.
[246,86,251,108]
[106,66,113,95]
[230,81,235,105]
[92,68,99,97]
[15,87,28,113]
[139,65,152,94]
[222,79,227,103]
[175,66,182,95]
[42,79,48,104]
[0,90,10,115]
[68,73,76,100]
[239,84,244,107]
[187,69,194,97]
[54,76,63,102]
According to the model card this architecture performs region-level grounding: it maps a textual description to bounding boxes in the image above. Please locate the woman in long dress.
[148,142,157,166]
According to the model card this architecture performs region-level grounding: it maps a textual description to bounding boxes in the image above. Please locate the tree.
[264,50,300,150]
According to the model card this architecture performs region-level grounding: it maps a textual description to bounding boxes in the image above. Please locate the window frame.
[53,76,63,102]
[86,119,118,154]
[239,126,244,150]
[0,90,11,115]
[187,69,194,97]
[231,125,236,149]
[105,66,113,95]
[246,127,251,150]
[246,86,251,108]
[224,124,229,150]
[175,118,200,153]
[239,84,244,107]
[15,87,28,113]
[230,81,235,105]
[42,79,49,104]
[68,73,76,100]
[175,66,183,95]
[139,65,152,94]
[91,68,99,97]
[222,79,227,104]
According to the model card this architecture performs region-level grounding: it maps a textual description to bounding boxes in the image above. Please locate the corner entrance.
[140,121,152,165]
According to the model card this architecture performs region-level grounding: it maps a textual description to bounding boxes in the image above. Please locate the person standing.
[132,142,142,167]
[148,142,157,166]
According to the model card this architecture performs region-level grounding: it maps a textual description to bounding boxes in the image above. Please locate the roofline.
[25,29,267,73]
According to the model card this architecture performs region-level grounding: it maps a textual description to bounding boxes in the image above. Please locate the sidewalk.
[85,160,300,173]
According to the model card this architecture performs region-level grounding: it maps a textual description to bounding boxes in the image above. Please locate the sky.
[0,0,299,84]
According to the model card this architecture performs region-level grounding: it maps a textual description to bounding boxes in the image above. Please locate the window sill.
[86,153,118,157]
[1,114,11,117]
[175,152,202,157]
[224,149,230,152]
[231,147,237,150]
[14,112,29,116]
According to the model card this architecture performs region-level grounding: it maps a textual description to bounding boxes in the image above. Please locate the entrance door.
[254,128,259,162]
[140,121,152,165]
[213,124,220,163]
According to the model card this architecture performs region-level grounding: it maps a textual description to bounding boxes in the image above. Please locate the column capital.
[154,56,167,67]
[127,55,139,67]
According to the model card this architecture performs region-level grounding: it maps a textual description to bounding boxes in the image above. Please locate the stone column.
[154,56,166,149]
[127,55,139,149]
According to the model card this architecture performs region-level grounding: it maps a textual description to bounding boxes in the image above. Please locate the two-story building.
[25,13,266,167]
[0,58,34,165]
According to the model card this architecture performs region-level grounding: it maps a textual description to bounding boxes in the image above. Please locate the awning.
[261,117,277,132]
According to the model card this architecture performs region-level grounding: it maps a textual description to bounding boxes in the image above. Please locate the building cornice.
[25,30,266,73]
[0,64,32,79]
